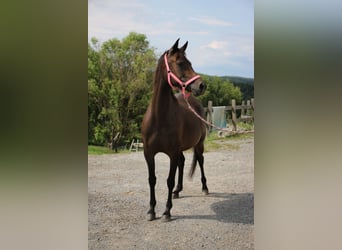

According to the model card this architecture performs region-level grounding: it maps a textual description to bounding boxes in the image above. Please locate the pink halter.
[164,53,201,99]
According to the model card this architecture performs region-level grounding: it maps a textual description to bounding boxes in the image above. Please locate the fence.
[122,98,254,153]
[204,98,254,133]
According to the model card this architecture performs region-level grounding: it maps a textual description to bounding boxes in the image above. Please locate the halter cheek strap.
[164,54,201,99]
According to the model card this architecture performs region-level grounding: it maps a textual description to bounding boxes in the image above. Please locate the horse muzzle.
[190,81,206,96]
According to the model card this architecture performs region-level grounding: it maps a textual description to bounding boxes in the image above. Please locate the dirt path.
[88,136,254,249]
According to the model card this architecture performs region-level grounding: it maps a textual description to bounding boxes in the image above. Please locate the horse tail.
[189,149,198,178]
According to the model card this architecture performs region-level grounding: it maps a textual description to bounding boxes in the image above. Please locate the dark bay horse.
[141,39,208,222]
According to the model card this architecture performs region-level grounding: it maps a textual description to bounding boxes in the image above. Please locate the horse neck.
[151,63,177,121]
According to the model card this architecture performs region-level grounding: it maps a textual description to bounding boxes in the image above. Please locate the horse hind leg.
[195,144,209,195]
[189,150,198,178]
[173,152,185,199]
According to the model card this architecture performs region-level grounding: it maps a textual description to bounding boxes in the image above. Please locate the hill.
[220,76,254,85]
[220,76,254,101]
[199,74,254,102]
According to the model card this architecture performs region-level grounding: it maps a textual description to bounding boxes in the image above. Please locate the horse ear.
[180,41,188,53]
[169,38,180,55]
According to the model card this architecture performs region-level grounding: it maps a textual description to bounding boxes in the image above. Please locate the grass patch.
[223,132,254,140]
[88,145,116,155]
[88,145,131,155]
[236,121,254,131]
[204,131,253,152]
[88,131,253,154]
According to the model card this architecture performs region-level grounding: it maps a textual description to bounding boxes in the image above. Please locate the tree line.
[220,76,254,101]
[88,32,248,147]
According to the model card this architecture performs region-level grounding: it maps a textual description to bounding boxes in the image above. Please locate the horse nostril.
[199,83,206,91]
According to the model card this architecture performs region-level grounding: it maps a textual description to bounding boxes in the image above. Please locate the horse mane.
[153,51,168,87]
[151,51,176,107]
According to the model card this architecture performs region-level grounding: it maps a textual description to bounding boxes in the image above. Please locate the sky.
[88,0,254,78]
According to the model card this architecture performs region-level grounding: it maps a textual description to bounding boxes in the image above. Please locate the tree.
[197,74,243,106]
[88,33,157,146]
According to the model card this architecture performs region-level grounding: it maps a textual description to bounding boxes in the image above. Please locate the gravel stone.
[89,136,254,249]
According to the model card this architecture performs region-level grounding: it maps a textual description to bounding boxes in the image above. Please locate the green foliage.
[234,83,254,100]
[88,32,156,145]
[198,74,243,106]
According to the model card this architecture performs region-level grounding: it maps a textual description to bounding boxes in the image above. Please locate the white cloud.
[201,41,229,50]
[189,16,233,27]
[192,35,253,76]
[88,0,148,40]
[88,1,210,41]
[200,36,253,59]
[88,0,254,77]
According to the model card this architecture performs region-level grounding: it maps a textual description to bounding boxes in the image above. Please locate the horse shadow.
[175,192,254,225]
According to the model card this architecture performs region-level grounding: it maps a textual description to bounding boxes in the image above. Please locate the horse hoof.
[203,189,209,195]
[162,214,171,222]
[147,213,156,221]
[173,193,179,199]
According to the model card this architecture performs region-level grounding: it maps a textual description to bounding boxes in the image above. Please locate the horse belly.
[180,125,203,151]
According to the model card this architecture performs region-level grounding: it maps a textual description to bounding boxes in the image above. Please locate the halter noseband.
[164,53,201,99]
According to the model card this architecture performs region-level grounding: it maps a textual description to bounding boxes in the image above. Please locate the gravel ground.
[88,136,254,249]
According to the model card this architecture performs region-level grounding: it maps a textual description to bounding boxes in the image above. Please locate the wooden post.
[241,100,245,117]
[207,101,213,133]
[246,100,251,116]
[251,98,254,122]
[231,99,237,131]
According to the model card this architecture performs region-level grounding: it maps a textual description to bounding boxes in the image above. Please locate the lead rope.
[184,98,227,131]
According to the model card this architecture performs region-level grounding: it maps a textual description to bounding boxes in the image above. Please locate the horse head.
[165,39,206,97]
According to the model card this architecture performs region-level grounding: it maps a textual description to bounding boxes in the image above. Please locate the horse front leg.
[144,151,156,221]
[173,152,185,199]
[162,155,178,222]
